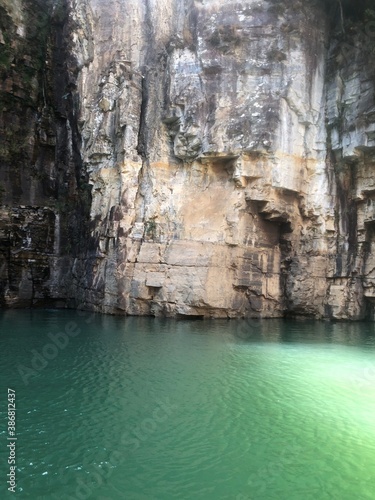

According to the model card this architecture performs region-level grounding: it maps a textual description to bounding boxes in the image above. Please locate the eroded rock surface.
[0,0,90,307]
[1,0,375,319]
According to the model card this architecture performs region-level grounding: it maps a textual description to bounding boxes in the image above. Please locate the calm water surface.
[1,310,375,499]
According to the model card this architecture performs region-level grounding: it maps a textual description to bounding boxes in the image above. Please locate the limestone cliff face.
[1,0,375,319]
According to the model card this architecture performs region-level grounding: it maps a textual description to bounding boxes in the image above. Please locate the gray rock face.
[1,0,375,319]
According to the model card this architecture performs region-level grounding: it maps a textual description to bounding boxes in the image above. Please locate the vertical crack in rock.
[0,0,91,308]
[2,0,375,319]
[136,70,148,160]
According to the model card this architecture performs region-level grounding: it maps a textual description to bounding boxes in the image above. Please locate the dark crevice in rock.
[0,0,91,308]
[1,0,375,318]
[136,72,149,159]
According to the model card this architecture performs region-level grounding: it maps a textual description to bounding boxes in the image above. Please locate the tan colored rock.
[3,0,375,320]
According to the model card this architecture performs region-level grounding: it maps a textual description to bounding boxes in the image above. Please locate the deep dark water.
[1,310,375,499]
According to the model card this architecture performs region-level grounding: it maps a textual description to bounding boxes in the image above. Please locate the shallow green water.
[1,310,375,499]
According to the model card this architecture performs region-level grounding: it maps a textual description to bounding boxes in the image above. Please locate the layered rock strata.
[0,0,90,307]
[1,0,375,319]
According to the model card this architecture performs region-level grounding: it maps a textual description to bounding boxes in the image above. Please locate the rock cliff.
[1,0,375,319]
[0,0,90,307]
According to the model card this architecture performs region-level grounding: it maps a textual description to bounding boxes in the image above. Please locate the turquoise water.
[1,310,375,499]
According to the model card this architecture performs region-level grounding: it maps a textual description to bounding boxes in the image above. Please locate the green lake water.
[1,310,375,499]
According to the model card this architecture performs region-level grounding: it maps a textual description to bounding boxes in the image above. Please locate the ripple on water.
[1,313,375,499]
